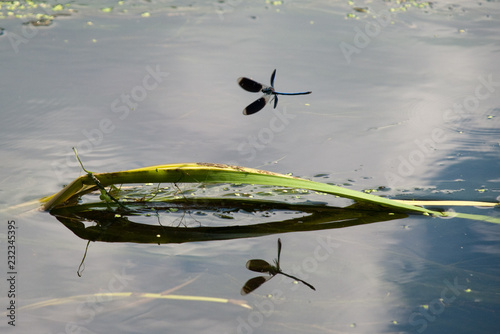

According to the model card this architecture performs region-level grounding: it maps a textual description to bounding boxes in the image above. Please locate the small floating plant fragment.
[353,7,369,13]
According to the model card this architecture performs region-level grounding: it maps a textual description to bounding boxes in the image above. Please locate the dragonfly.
[237,69,311,115]
[241,238,316,295]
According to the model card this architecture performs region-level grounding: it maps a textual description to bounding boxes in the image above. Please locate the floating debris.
[353,7,369,13]
[24,16,53,26]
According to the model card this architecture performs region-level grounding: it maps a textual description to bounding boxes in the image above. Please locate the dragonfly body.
[237,69,311,115]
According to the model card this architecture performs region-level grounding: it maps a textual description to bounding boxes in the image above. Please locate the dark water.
[1,1,499,333]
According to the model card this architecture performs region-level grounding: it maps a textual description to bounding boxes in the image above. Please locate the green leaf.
[40,162,500,224]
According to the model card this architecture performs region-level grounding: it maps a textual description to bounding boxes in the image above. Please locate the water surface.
[1,1,499,333]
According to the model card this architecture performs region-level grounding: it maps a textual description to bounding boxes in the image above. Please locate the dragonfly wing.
[241,276,273,295]
[243,95,270,115]
[238,77,265,93]
[246,259,274,273]
[270,69,276,88]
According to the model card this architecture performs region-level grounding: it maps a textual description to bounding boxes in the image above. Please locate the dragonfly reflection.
[237,69,311,115]
[241,238,316,295]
